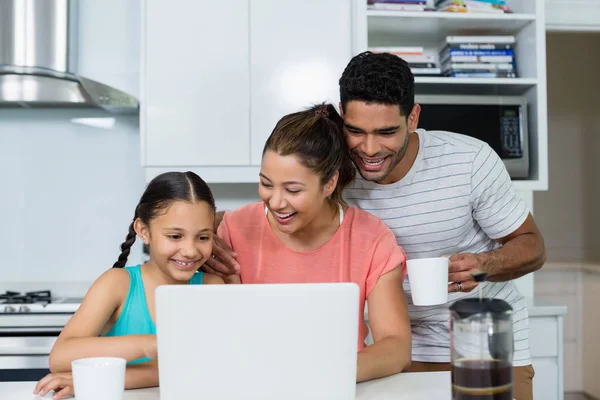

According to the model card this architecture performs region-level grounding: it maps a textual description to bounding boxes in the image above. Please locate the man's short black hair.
[339,51,415,117]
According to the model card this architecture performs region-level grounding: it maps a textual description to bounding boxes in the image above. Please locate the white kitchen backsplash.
[0,110,259,294]
[0,109,144,286]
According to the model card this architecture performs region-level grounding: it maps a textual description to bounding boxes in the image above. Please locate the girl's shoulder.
[89,267,131,301]
[202,273,225,284]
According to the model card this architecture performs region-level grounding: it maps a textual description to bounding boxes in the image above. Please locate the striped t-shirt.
[344,129,532,366]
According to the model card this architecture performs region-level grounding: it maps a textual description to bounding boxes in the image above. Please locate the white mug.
[72,357,126,400]
[407,257,449,306]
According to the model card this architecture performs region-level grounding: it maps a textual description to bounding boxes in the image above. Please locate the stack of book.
[367,0,428,12]
[435,0,511,13]
[439,36,517,78]
[369,46,441,76]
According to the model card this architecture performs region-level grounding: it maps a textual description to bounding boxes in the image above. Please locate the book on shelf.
[435,0,510,13]
[411,67,442,76]
[443,49,514,56]
[368,46,441,75]
[439,36,515,52]
[445,71,517,78]
[368,4,427,11]
[408,62,437,68]
[442,55,513,63]
[369,46,425,55]
[442,62,514,71]
[445,35,515,44]
[439,35,518,78]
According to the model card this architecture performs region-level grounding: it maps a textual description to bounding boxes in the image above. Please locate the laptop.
[155,283,359,400]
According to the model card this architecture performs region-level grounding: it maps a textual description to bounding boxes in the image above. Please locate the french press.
[449,273,514,400]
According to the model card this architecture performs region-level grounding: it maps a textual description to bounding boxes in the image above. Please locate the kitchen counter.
[526,297,567,317]
[542,262,600,274]
[1,371,452,400]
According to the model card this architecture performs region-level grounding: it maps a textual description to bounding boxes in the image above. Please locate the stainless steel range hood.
[0,0,138,113]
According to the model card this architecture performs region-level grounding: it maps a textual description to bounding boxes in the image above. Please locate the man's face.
[341,100,419,184]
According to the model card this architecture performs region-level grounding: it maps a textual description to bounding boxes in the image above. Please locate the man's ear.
[134,218,150,245]
[339,102,344,118]
[408,104,421,133]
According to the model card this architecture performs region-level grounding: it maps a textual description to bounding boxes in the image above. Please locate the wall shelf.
[368,10,536,41]
[414,77,538,95]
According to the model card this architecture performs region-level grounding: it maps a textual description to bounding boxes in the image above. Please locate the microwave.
[415,95,529,179]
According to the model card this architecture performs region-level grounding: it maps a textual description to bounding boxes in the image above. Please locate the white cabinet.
[546,0,600,31]
[249,0,354,164]
[528,299,567,400]
[142,0,356,180]
[141,0,251,168]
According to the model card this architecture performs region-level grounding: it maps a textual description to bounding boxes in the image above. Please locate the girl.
[215,104,412,382]
[34,171,223,399]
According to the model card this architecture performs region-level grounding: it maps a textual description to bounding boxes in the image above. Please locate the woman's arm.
[357,267,411,382]
[49,268,156,372]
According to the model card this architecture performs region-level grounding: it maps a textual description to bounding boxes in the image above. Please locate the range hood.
[0,0,138,113]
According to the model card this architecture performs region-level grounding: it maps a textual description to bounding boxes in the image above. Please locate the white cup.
[407,257,449,306]
[72,357,126,400]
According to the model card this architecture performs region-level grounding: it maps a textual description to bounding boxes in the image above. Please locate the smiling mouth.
[361,157,385,166]
[171,260,198,269]
[273,210,296,220]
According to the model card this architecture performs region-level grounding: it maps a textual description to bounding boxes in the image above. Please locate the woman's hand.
[34,372,73,399]
[203,236,240,277]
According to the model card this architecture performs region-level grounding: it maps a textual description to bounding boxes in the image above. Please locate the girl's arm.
[49,268,156,373]
[34,360,160,399]
[357,267,412,382]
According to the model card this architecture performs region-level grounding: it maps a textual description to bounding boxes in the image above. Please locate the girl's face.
[136,200,214,283]
[259,150,337,235]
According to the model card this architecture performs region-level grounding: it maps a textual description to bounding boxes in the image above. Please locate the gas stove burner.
[0,290,53,305]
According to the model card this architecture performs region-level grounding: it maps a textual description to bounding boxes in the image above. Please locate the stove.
[0,290,82,381]
[0,290,82,314]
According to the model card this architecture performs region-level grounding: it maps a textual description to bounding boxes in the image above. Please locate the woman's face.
[259,150,335,235]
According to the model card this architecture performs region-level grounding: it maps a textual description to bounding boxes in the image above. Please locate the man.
[207,51,546,399]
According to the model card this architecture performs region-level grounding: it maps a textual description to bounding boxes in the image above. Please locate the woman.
[216,104,411,382]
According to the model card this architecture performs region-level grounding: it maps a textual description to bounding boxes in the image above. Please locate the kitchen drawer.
[532,359,559,400]
[530,317,558,358]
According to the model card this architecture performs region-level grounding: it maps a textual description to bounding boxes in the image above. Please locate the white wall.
[0,109,144,288]
[533,32,600,263]
[0,109,259,295]
[533,32,600,393]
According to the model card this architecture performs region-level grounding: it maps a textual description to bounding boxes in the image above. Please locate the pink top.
[217,202,407,350]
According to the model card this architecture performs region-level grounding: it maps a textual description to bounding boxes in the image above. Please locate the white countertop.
[542,261,600,274]
[1,372,451,400]
[526,297,567,317]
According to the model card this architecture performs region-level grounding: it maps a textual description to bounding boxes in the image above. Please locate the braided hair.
[112,172,215,268]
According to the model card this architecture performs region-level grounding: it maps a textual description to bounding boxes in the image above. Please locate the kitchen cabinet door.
[142,0,250,167]
[249,0,354,165]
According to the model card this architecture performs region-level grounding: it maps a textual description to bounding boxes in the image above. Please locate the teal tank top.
[104,265,204,364]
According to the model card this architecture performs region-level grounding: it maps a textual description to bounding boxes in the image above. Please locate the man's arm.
[481,213,546,281]
[448,214,546,291]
